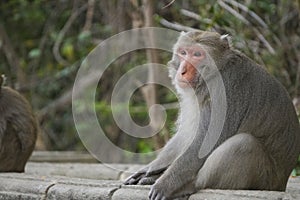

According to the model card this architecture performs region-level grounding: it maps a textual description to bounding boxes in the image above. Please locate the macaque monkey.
[0,75,37,172]
[125,31,300,200]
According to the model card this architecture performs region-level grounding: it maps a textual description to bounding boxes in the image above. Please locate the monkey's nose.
[180,65,187,75]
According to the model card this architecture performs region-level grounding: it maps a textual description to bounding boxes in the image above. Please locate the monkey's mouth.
[176,79,195,88]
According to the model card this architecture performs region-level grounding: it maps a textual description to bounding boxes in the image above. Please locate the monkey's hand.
[148,158,198,200]
[137,173,161,185]
[149,174,178,200]
[149,176,194,200]
[124,165,166,185]
[136,166,166,185]
[124,166,148,185]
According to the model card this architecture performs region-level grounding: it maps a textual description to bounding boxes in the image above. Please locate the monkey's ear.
[220,34,229,40]
[220,34,232,48]
[1,74,6,87]
[180,31,186,36]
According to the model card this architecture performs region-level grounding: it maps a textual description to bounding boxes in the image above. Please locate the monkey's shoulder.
[0,87,34,117]
[225,50,280,83]
[1,86,29,102]
[222,50,292,108]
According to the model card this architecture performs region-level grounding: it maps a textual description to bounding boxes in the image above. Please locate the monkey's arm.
[149,132,206,199]
[124,132,185,185]
[149,105,240,199]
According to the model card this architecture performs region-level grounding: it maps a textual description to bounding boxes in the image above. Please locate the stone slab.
[25,162,130,180]
[29,151,98,163]
[0,173,121,200]
[112,185,151,200]
[0,163,299,200]
[189,189,300,200]
[0,173,57,199]
[47,180,121,200]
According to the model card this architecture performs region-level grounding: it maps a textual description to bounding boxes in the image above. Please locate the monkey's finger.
[152,192,165,200]
[149,186,163,200]
[146,167,167,176]
[123,177,134,185]
[173,197,189,200]
[124,176,138,185]
[124,178,139,185]
[124,172,145,185]
[124,172,141,181]
[137,176,156,185]
[148,189,155,200]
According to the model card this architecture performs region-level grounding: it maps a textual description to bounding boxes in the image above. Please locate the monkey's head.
[168,30,231,93]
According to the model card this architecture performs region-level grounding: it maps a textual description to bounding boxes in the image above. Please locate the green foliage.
[0,1,299,168]
[293,155,300,176]
[28,48,41,59]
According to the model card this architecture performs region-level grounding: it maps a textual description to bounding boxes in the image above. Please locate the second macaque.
[0,75,37,172]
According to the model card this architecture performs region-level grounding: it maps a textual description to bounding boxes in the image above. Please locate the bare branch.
[253,28,275,54]
[53,4,87,66]
[218,0,275,54]
[281,9,299,25]
[83,0,95,32]
[224,0,268,28]
[160,18,198,32]
[162,0,175,9]
[180,9,212,24]
[143,0,162,146]
[32,8,63,73]
[0,23,26,88]
[38,67,99,123]
[293,44,300,97]
[218,0,250,25]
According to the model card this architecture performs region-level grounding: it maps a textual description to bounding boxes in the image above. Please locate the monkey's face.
[174,45,205,89]
[168,31,230,94]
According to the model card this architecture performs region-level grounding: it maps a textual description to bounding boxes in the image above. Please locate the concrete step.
[0,162,298,200]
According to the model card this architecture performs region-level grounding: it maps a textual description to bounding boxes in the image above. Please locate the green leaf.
[28,48,41,58]
[78,31,91,42]
[62,42,74,60]
[291,169,297,177]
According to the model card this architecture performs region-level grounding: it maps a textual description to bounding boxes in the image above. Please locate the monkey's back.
[0,87,37,172]
[227,52,300,178]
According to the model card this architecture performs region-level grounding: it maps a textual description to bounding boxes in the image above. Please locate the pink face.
[175,45,206,88]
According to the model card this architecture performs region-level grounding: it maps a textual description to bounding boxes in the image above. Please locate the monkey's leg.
[196,133,281,191]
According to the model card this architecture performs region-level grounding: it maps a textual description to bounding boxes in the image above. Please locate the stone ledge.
[29,151,99,163]
[0,162,299,200]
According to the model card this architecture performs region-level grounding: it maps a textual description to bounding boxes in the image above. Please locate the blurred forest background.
[0,0,299,171]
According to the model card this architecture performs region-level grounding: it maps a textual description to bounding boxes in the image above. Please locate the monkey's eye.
[179,50,186,56]
[194,51,202,57]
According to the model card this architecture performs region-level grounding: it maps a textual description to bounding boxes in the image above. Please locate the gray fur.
[124,30,300,200]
